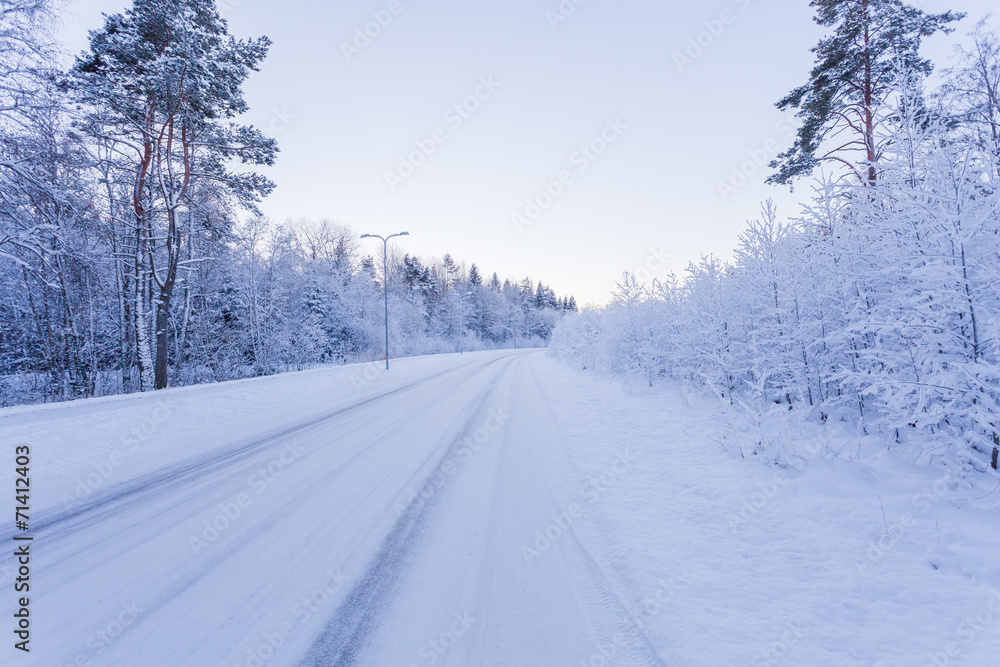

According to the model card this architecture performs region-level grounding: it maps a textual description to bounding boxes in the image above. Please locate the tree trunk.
[134,268,154,391]
[154,291,171,389]
[863,1,877,186]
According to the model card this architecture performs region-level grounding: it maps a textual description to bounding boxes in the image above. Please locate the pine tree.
[402,255,424,289]
[769,0,961,186]
[72,0,276,390]
[468,263,482,287]
[441,253,459,289]
[519,278,533,305]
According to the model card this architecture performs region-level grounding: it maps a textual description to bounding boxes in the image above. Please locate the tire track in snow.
[27,353,526,667]
[297,354,522,666]
[560,526,669,666]
[1,355,510,546]
[519,361,667,667]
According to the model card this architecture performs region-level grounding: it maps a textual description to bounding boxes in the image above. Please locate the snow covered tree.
[769,0,962,186]
[0,0,56,123]
[553,40,1000,470]
[440,253,460,290]
[468,263,482,287]
[71,0,276,390]
[941,18,1000,175]
[0,0,110,402]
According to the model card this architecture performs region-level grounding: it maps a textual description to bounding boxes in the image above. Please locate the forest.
[0,0,575,406]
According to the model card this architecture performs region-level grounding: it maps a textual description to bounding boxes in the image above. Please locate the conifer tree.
[72,0,276,389]
[468,263,482,287]
[768,0,961,186]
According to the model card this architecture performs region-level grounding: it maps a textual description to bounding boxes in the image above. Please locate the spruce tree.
[441,253,459,289]
[468,263,482,287]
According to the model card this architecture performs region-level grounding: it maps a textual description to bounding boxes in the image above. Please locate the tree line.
[552,2,1000,470]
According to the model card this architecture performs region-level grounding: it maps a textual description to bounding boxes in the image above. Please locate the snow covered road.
[2,349,999,666]
[1,350,667,666]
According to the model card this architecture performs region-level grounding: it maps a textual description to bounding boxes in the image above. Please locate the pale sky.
[57,0,996,306]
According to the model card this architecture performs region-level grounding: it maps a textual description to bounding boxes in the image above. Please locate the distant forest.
[0,0,575,406]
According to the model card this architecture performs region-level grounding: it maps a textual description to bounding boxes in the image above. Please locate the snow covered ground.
[1,349,999,666]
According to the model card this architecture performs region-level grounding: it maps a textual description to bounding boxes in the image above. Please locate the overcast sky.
[57,0,996,305]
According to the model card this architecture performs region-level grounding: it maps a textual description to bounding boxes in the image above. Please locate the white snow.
[1,349,998,666]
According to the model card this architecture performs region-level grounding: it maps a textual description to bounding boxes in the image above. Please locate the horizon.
[56,0,997,307]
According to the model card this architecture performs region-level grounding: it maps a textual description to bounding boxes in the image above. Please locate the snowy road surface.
[2,349,999,666]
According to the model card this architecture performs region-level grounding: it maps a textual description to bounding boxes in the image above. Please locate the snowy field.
[1,349,999,666]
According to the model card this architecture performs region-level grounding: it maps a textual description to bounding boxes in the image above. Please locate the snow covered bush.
[553,61,1000,470]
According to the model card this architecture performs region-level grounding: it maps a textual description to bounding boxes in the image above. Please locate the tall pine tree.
[768,0,961,186]
[72,0,276,389]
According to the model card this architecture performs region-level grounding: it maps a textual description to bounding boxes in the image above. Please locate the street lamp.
[360,231,409,370]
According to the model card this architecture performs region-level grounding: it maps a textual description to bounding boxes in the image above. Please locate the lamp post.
[360,231,409,370]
